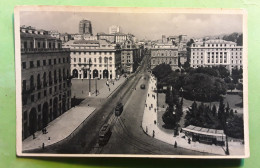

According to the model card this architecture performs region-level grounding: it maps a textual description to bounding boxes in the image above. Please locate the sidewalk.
[22,76,126,151]
[141,74,245,156]
[22,106,95,151]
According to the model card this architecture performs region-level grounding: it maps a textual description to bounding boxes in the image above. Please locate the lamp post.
[79,58,92,97]
[95,77,98,96]
[88,58,92,96]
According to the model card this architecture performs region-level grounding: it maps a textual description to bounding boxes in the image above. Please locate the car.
[115,102,124,116]
[140,84,145,89]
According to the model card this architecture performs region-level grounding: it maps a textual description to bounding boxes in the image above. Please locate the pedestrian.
[48,137,51,141]
[174,141,177,148]
[188,138,191,144]
[153,130,155,138]
[109,87,110,91]
[42,143,45,149]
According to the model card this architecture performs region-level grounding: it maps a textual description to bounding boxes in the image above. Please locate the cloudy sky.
[20,11,243,40]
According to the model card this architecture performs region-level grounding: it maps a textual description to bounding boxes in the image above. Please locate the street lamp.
[105,57,109,81]
[95,77,98,96]
[79,58,92,96]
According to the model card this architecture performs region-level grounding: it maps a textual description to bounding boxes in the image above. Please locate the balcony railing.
[21,48,70,53]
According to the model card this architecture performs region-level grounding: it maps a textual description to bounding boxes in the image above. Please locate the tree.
[228,83,236,92]
[232,67,243,84]
[212,104,217,117]
[236,83,243,90]
[162,106,177,128]
[218,97,225,125]
[152,63,173,81]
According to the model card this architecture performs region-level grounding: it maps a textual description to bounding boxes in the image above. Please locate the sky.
[20,11,243,40]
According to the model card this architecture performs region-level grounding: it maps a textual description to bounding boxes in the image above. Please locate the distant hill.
[222,32,243,46]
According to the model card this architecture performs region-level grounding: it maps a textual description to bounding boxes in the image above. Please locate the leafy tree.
[228,83,236,92]
[236,83,243,90]
[218,97,225,125]
[162,106,177,128]
[232,67,243,84]
[152,63,173,81]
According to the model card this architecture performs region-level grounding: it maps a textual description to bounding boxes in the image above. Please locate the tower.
[79,20,93,35]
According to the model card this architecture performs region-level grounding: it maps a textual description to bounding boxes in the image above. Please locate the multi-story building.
[109,25,121,34]
[120,40,139,73]
[60,33,72,43]
[150,43,179,70]
[79,19,92,35]
[190,39,243,71]
[20,26,71,140]
[64,39,121,79]
[97,32,128,44]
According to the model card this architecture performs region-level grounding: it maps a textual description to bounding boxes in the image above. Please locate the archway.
[53,97,58,119]
[103,69,109,79]
[29,108,37,135]
[93,69,98,78]
[72,69,78,78]
[42,102,49,127]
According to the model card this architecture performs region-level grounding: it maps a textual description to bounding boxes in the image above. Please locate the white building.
[63,39,121,79]
[109,25,121,34]
[190,39,243,71]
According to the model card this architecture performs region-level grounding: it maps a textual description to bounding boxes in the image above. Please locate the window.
[43,60,46,66]
[37,60,40,67]
[49,88,52,94]
[22,80,26,91]
[22,62,26,69]
[79,58,81,62]
[49,59,52,65]
[74,58,76,62]
[31,95,34,102]
[54,59,56,65]
[30,61,34,68]
[44,90,47,97]
[38,92,41,99]
[59,58,61,63]
[38,104,41,112]
[38,42,41,48]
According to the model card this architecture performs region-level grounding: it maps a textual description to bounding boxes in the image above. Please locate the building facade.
[150,43,179,70]
[190,39,243,71]
[97,33,128,44]
[64,39,121,79]
[79,19,93,35]
[21,26,71,140]
[120,40,139,73]
[109,25,121,34]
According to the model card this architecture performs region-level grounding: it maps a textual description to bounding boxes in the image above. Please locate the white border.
[15,5,249,158]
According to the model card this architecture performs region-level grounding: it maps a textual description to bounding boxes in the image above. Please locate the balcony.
[21,48,70,53]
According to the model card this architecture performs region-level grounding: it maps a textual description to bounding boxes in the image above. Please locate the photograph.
[15,6,249,158]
